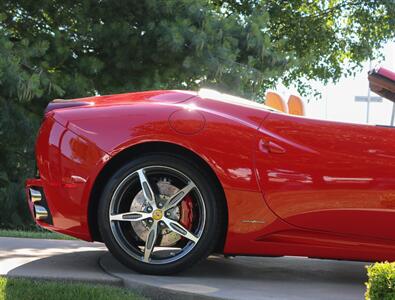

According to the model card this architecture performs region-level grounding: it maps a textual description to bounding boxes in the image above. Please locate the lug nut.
[158,203,163,208]
[147,207,153,212]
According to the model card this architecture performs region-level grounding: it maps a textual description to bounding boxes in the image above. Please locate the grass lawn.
[0,229,75,240]
[0,277,145,300]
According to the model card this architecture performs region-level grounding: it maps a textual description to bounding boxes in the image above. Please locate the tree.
[212,0,395,93]
[0,29,50,228]
[0,0,394,228]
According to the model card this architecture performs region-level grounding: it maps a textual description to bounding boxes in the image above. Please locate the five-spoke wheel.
[98,153,223,274]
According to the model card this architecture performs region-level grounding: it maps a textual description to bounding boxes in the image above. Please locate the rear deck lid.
[45,90,197,114]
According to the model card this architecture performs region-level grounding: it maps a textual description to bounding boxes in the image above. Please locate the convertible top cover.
[368,67,395,102]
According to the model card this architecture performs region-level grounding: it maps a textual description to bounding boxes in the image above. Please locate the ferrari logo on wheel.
[152,209,163,221]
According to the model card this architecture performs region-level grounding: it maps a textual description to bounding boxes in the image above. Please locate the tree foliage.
[0,0,394,228]
[213,0,395,92]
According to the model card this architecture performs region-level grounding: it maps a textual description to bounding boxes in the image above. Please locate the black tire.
[98,153,224,275]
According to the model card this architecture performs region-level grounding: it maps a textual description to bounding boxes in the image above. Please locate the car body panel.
[26,89,395,262]
[255,112,395,241]
[27,116,109,240]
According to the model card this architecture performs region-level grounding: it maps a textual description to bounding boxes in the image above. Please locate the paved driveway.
[0,237,119,285]
[0,237,368,299]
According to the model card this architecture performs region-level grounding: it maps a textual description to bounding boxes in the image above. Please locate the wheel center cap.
[152,209,163,220]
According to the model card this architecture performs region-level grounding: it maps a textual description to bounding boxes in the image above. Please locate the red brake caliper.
[179,195,194,230]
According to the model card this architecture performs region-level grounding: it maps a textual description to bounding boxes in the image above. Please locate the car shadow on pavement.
[183,255,368,284]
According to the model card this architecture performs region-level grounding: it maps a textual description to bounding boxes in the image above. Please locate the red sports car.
[26,68,395,275]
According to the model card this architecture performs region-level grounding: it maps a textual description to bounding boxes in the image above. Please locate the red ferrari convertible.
[26,68,395,274]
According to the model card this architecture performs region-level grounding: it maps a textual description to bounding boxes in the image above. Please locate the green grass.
[0,277,145,300]
[0,229,75,240]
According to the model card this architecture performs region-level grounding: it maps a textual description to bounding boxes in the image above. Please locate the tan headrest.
[265,91,288,113]
[288,95,305,116]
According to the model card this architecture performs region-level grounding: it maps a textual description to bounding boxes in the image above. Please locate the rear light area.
[35,116,65,183]
[26,115,64,224]
[25,101,109,240]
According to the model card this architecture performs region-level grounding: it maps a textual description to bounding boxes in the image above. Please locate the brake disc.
[130,178,182,246]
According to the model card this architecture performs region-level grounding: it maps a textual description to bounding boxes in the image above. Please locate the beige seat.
[287,94,305,116]
[265,91,288,113]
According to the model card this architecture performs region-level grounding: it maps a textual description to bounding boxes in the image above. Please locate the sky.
[278,41,395,126]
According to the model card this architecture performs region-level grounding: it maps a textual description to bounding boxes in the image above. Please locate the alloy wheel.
[108,166,206,264]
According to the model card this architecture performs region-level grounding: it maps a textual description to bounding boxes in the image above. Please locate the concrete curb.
[4,272,123,288]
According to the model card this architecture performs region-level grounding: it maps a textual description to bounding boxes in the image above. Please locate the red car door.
[255,112,395,240]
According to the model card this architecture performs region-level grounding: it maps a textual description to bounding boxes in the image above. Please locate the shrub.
[366,262,395,300]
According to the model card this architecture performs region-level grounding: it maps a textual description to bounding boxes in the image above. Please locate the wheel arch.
[88,141,228,252]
